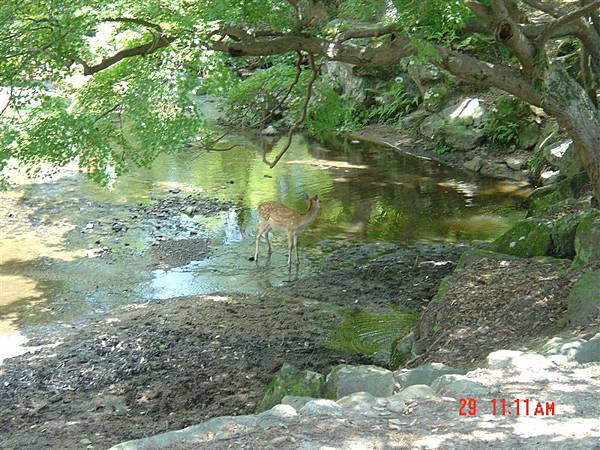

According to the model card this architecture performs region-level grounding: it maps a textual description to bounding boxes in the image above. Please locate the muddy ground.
[0,294,369,450]
[0,236,463,450]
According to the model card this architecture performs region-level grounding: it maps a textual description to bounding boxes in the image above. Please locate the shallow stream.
[0,132,529,362]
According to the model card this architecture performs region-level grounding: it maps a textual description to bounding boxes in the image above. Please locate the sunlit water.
[0,132,529,362]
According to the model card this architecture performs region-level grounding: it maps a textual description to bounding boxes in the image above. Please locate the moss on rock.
[489,218,553,257]
[255,363,325,413]
[568,271,600,325]
[573,210,600,267]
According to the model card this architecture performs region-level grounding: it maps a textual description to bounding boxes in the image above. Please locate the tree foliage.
[1,0,600,198]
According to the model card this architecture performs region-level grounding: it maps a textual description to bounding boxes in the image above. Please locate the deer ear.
[313,195,319,201]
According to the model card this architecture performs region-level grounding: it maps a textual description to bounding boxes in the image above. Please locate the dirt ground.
[0,294,371,450]
[414,255,600,368]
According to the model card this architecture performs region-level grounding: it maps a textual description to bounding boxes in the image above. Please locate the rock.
[479,161,529,181]
[440,98,486,127]
[390,332,415,369]
[550,212,581,259]
[573,333,600,363]
[422,86,448,112]
[299,399,343,417]
[543,139,584,178]
[540,170,561,185]
[281,395,315,410]
[80,438,92,445]
[394,363,465,388]
[183,206,196,216]
[407,61,444,94]
[325,364,395,399]
[527,187,562,216]
[321,61,366,103]
[399,108,429,130]
[419,114,445,141]
[386,396,407,414]
[109,415,258,449]
[541,336,585,359]
[260,125,278,136]
[257,404,298,428]
[573,210,600,266]
[255,363,325,413]
[505,157,525,171]
[431,375,490,397]
[463,156,484,173]
[487,350,554,371]
[336,392,386,417]
[394,384,435,400]
[517,121,541,149]
[568,271,600,325]
[443,124,485,151]
[489,218,553,257]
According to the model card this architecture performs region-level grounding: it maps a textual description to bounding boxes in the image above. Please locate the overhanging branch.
[81,35,175,75]
[536,0,600,47]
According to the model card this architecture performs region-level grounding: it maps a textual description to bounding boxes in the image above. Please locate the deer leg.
[254,222,269,262]
[287,231,293,268]
[265,229,272,256]
[293,233,299,264]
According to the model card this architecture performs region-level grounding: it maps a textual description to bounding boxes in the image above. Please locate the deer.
[251,194,320,268]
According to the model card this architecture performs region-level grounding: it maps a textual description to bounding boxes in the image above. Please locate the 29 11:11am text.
[458,398,556,416]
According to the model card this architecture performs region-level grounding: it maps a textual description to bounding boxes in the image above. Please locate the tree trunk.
[543,64,600,201]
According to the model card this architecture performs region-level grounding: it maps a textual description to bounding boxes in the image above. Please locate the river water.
[0,132,528,362]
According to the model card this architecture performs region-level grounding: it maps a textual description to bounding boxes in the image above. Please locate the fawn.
[252,194,320,268]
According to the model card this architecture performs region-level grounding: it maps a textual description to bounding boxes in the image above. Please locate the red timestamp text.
[458,398,556,417]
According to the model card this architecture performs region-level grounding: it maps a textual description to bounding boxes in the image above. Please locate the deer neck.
[300,204,319,225]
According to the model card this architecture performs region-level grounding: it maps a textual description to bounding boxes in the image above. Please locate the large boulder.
[573,333,600,363]
[568,271,600,325]
[255,363,325,412]
[393,384,435,400]
[394,363,465,388]
[573,210,600,266]
[443,124,485,151]
[399,108,430,130]
[541,336,585,359]
[489,218,553,257]
[325,364,395,399]
[550,212,582,259]
[440,98,486,127]
[419,114,445,140]
[407,61,445,94]
[516,121,541,149]
[431,375,490,397]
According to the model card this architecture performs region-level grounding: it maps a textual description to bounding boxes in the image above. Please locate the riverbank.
[109,332,600,450]
[345,124,532,183]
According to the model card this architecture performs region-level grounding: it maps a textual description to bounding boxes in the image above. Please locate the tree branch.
[264,52,318,169]
[103,17,163,32]
[335,23,400,43]
[81,35,175,75]
[520,0,563,17]
[536,0,600,47]
[490,0,537,74]
[254,51,304,128]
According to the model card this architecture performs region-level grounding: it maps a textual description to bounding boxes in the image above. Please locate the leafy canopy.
[0,0,473,183]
